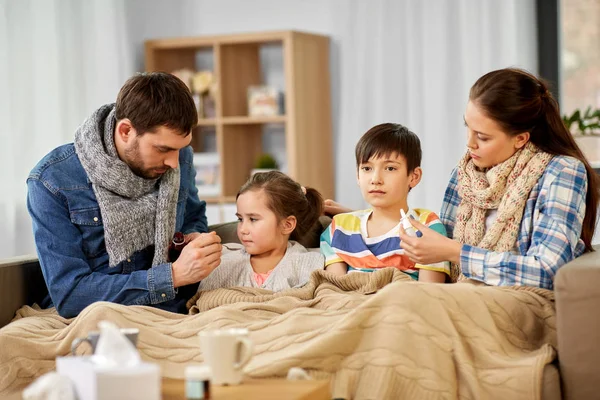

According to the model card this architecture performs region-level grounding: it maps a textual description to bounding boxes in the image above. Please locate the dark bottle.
[168,232,186,262]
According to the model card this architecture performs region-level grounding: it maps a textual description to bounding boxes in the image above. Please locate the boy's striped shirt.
[320,208,451,279]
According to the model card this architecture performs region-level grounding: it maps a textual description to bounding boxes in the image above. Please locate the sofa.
[1,218,599,400]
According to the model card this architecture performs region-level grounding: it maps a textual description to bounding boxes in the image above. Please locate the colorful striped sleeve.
[320,221,344,267]
[414,210,452,276]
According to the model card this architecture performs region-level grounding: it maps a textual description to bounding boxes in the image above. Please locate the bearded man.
[27,72,222,318]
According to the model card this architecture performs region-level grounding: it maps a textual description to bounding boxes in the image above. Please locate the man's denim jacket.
[27,144,207,318]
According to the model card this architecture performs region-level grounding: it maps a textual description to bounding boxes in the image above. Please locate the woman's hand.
[323,199,352,216]
[399,219,462,265]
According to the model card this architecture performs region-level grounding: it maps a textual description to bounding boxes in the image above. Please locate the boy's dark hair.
[355,123,422,173]
[115,72,198,136]
[237,171,324,243]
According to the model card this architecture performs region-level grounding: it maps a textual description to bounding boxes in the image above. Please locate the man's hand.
[184,232,202,244]
[171,231,222,287]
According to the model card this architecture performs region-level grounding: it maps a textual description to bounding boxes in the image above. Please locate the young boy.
[320,123,450,283]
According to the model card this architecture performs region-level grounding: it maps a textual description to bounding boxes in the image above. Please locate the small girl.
[198,171,325,292]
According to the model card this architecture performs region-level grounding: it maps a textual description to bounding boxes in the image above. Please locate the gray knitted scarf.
[74,103,179,267]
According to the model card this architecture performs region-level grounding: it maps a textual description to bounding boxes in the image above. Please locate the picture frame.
[247,85,283,117]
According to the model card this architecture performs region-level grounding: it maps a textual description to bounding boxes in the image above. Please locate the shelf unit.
[145,31,334,210]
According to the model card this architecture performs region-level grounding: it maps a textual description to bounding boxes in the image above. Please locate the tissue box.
[56,356,161,400]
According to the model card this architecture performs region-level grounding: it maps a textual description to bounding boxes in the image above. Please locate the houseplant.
[251,153,279,176]
[563,106,600,135]
[563,107,600,162]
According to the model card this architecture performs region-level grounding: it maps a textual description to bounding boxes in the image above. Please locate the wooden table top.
[8,377,331,400]
[163,377,331,400]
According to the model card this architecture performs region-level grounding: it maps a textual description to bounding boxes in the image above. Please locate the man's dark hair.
[355,123,422,173]
[115,72,198,136]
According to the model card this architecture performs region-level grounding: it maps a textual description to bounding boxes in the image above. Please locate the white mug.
[198,328,253,385]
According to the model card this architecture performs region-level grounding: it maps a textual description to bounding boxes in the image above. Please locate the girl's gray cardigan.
[197,241,324,292]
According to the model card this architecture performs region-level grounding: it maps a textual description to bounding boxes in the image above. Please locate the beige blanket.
[0,269,556,399]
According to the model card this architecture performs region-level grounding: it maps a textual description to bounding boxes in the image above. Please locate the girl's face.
[235,189,291,256]
[464,101,529,169]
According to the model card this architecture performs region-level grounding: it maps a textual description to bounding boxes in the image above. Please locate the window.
[560,0,600,115]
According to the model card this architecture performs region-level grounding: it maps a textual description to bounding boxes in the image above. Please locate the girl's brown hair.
[237,171,324,242]
[470,67,599,251]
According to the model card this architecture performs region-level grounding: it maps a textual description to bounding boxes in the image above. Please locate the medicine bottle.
[168,232,186,262]
[185,364,211,400]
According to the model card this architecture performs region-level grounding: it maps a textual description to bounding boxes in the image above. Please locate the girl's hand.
[399,219,462,265]
[323,199,352,216]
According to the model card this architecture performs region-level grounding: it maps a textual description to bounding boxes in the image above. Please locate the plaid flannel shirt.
[440,155,588,289]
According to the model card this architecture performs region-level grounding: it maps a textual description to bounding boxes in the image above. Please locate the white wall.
[124,0,192,72]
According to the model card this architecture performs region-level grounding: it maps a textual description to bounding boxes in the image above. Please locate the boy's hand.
[172,232,222,287]
[323,199,352,216]
[399,219,461,265]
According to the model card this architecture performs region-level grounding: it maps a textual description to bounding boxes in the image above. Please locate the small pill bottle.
[185,364,212,400]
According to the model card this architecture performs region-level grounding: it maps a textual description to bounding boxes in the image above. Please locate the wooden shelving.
[145,31,334,207]
[222,115,287,125]
[196,118,217,126]
[204,196,238,204]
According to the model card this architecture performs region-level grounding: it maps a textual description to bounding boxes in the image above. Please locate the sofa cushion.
[555,249,600,400]
[0,255,48,328]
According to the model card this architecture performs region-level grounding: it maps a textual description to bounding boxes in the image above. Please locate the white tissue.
[286,367,312,380]
[22,371,76,400]
[92,321,141,368]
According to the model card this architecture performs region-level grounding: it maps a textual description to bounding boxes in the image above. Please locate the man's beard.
[123,140,167,180]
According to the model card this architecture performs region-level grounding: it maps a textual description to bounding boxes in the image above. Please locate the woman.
[327,68,598,289]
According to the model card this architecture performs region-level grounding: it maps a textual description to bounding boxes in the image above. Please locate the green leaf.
[566,108,600,135]
[584,106,594,119]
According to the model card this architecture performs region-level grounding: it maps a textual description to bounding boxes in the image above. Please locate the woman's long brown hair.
[470,68,598,251]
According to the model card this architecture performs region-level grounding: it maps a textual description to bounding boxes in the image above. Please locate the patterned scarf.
[74,104,179,267]
[452,142,553,281]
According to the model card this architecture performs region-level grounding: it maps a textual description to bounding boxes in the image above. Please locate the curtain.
[332,0,537,211]
[0,0,133,258]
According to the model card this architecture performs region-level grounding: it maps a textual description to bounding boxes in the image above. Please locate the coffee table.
[163,377,331,400]
[9,377,331,400]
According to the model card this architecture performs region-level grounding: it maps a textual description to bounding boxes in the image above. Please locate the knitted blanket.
[0,269,556,399]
